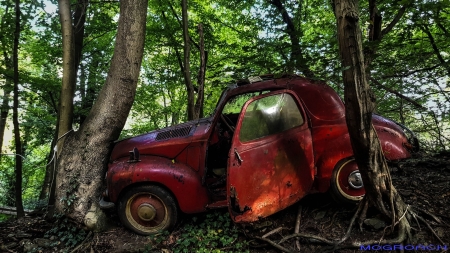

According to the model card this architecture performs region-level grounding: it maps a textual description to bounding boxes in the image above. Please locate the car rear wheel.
[330,158,365,204]
[118,185,178,235]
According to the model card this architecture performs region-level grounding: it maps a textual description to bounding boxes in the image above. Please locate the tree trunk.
[44,0,88,207]
[56,0,76,149]
[39,136,56,200]
[0,78,12,156]
[270,0,314,77]
[0,5,12,156]
[12,0,24,218]
[194,23,206,119]
[55,0,148,231]
[181,0,195,120]
[333,0,410,240]
[73,0,88,73]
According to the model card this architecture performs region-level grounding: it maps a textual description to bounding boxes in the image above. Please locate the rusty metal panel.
[186,146,201,171]
[227,91,314,222]
[107,156,209,213]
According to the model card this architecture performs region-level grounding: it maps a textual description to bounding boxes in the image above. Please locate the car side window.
[239,93,304,142]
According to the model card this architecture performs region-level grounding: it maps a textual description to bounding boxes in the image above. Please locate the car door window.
[239,93,304,142]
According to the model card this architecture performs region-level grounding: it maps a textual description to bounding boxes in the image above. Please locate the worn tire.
[118,185,178,235]
[330,158,365,205]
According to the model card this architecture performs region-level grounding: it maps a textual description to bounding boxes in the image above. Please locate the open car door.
[227,91,314,222]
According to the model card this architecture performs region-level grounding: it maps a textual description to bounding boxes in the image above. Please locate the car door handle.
[234,148,243,163]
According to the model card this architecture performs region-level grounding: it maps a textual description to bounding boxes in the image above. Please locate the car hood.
[110,117,212,161]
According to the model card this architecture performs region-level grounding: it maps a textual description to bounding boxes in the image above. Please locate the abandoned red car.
[99,75,417,235]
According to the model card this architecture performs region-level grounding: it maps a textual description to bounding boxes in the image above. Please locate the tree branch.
[380,4,408,39]
[370,78,426,110]
[420,24,450,76]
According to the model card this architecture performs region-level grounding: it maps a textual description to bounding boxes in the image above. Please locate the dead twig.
[294,204,302,250]
[262,226,285,239]
[416,207,449,226]
[279,233,336,245]
[324,211,338,230]
[70,231,93,253]
[415,214,446,245]
[254,236,294,253]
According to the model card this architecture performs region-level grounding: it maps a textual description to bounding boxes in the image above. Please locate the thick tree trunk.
[182,0,195,120]
[333,0,410,240]
[12,0,24,218]
[45,0,88,206]
[55,0,148,231]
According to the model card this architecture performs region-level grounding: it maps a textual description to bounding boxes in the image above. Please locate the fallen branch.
[294,204,302,250]
[415,214,445,245]
[254,236,294,253]
[279,233,336,245]
[262,226,285,239]
[416,207,449,226]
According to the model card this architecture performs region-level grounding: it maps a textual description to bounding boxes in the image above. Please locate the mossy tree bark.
[54,0,148,231]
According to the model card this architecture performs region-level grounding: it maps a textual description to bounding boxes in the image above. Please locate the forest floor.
[1,152,449,253]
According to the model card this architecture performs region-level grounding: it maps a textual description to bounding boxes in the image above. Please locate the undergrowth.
[44,214,87,250]
[147,211,249,253]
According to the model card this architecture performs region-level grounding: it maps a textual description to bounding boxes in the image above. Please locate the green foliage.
[147,211,249,253]
[44,215,88,249]
[0,213,12,222]
[0,145,47,209]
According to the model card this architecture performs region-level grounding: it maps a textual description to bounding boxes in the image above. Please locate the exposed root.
[294,204,302,250]
[253,197,446,253]
[338,198,366,244]
[358,199,369,231]
[415,214,446,245]
[379,205,409,243]
[416,207,449,226]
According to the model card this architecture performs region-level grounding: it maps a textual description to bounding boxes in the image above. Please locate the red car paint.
[105,75,416,223]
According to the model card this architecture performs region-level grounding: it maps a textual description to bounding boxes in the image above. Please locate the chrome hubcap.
[348,171,363,189]
[137,203,156,221]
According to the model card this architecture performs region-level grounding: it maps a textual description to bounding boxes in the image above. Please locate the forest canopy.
[0,0,449,212]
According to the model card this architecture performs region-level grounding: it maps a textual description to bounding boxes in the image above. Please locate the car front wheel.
[330,158,365,204]
[118,185,178,235]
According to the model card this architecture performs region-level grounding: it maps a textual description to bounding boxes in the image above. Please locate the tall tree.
[270,0,314,76]
[54,0,148,231]
[181,0,195,120]
[0,3,13,156]
[12,0,24,217]
[43,0,89,205]
[334,0,411,242]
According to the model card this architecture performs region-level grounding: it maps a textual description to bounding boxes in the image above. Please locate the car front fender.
[107,155,209,213]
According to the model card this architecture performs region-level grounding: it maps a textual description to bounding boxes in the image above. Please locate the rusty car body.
[100,75,417,235]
